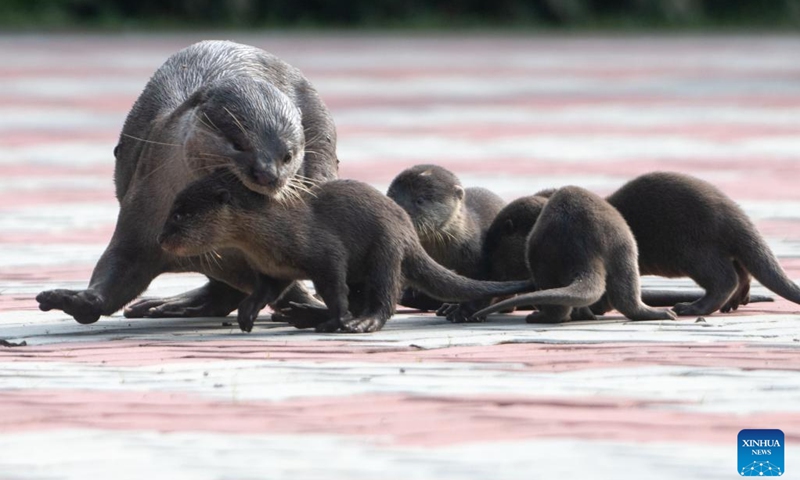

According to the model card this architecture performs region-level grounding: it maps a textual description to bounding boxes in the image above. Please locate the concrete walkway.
[1,34,799,479]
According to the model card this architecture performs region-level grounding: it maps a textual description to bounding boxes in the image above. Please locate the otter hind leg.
[338,256,401,334]
[673,255,740,317]
[124,279,246,318]
[720,260,751,313]
[306,259,352,333]
[607,255,677,321]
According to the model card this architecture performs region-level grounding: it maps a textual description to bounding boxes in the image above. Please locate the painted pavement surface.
[1,34,800,479]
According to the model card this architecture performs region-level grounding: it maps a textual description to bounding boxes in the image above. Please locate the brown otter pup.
[386,164,505,312]
[37,40,338,324]
[159,170,535,333]
[472,186,676,323]
[463,178,774,321]
[600,171,796,316]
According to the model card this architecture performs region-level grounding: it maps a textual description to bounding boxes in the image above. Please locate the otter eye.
[415,198,425,206]
[113,144,120,157]
[282,153,292,164]
[172,212,184,223]
[230,140,246,152]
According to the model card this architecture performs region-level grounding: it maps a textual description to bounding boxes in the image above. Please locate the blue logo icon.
[739,429,784,476]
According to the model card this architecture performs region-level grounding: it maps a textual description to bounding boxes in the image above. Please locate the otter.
[457,179,773,322]
[158,170,535,333]
[386,164,505,312]
[472,186,677,323]
[36,40,338,324]
[598,171,797,316]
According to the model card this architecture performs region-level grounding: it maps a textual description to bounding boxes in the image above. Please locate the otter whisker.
[194,113,217,134]
[138,160,175,183]
[203,112,221,132]
[121,133,182,148]
[223,107,247,135]
[292,174,321,185]
[287,179,317,198]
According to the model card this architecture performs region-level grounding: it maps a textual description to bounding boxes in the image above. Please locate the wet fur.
[37,40,338,324]
[160,172,534,333]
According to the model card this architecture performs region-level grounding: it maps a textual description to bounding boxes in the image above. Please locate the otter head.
[159,169,258,257]
[386,164,465,239]
[484,195,548,282]
[181,78,305,197]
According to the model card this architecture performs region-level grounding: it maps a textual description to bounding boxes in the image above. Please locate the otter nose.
[251,160,279,187]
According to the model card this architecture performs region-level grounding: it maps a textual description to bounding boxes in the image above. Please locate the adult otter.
[472,186,676,323]
[159,171,535,333]
[386,164,505,312]
[36,40,338,324]
[599,171,798,316]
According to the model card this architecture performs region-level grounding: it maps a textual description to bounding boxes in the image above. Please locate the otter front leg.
[237,275,292,333]
[37,237,164,324]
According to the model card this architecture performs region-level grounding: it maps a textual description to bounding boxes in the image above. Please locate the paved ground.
[1,33,800,479]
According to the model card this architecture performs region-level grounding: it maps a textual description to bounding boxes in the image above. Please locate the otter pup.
[386,164,505,312]
[37,40,338,324]
[600,171,798,316]
[472,186,676,323]
[159,170,535,333]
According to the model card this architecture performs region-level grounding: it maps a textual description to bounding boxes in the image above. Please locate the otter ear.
[454,185,465,201]
[214,189,231,205]
[504,219,514,233]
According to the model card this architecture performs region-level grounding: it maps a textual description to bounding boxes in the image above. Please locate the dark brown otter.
[159,171,535,333]
[600,171,795,316]
[472,186,676,323]
[462,178,774,321]
[36,40,338,324]
[386,164,505,312]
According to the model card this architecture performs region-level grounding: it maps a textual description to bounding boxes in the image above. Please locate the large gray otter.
[159,171,535,333]
[472,186,676,323]
[36,40,338,324]
[601,171,797,316]
[386,164,505,312]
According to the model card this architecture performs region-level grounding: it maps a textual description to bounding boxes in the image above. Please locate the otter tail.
[471,271,606,319]
[640,289,773,306]
[735,228,800,305]
[401,248,534,302]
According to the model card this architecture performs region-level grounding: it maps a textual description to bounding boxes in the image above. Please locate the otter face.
[184,79,305,198]
[159,173,237,257]
[387,165,465,238]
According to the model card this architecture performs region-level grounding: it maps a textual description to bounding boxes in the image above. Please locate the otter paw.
[314,318,343,333]
[36,289,104,324]
[277,303,332,329]
[449,306,485,323]
[340,316,387,333]
[672,302,712,317]
[435,303,457,317]
[124,294,234,318]
[236,298,264,333]
[570,307,597,321]
[721,292,749,313]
